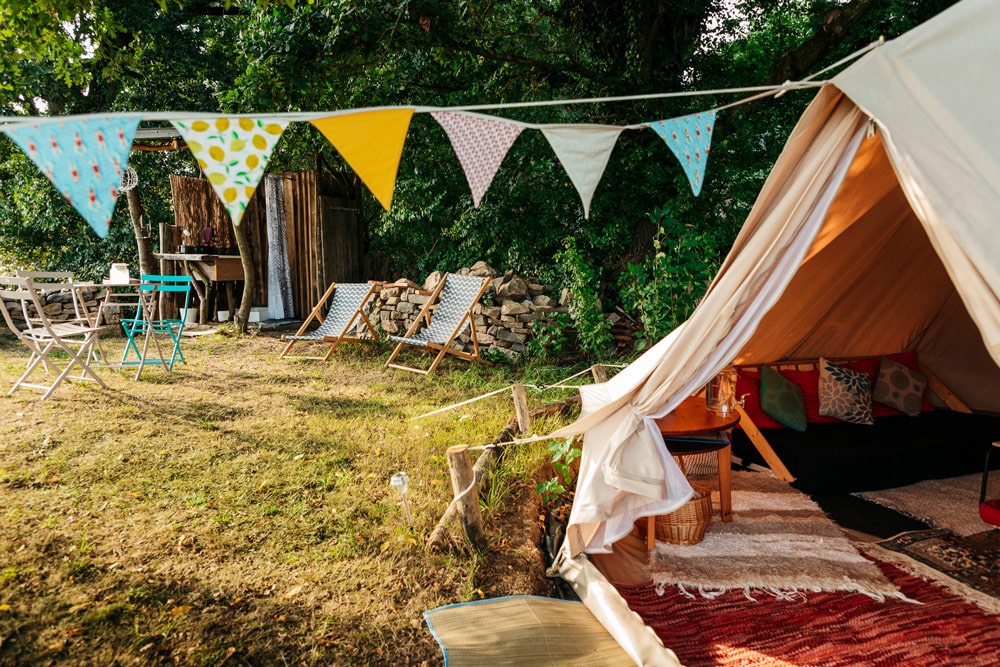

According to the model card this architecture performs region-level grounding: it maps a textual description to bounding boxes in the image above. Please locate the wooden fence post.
[591,364,609,383]
[446,445,486,549]
[512,383,531,434]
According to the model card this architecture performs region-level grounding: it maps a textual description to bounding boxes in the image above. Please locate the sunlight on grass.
[0,328,578,664]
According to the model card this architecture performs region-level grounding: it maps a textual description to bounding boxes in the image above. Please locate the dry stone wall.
[372,261,570,362]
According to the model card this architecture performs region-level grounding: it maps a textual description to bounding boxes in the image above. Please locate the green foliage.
[0,0,961,323]
[619,204,716,349]
[536,436,581,504]
[556,237,613,360]
[527,312,571,362]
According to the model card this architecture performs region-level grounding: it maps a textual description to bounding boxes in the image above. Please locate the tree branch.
[764,0,881,85]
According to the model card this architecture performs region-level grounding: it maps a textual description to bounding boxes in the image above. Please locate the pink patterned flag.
[4,116,140,238]
[431,111,524,207]
[645,110,716,196]
[541,124,624,219]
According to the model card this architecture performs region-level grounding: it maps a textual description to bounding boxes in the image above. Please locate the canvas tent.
[550,1,1000,664]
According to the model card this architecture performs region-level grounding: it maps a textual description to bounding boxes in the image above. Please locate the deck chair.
[279,281,380,360]
[385,273,491,375]
[119,274,193,379]
[0,275,111,400]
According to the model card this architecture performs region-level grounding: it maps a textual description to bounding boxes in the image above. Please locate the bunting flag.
[541,125,624,219]
[431,111,524,207]
[172,117,289,225]
[310,108,414,211]
[4,116,140,238]
[645,110,716,196]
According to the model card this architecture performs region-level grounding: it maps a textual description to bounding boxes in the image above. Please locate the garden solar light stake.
[391,472,412,528]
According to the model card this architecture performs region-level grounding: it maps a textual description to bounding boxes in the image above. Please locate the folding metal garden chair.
[118,274,193,380]
[0,275,111,400]
[385,273,491,375]
[279,281,380,360]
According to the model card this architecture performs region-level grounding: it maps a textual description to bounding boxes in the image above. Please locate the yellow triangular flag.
[310,108,414,210]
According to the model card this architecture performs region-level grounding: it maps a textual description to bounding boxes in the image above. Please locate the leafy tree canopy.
[0,0,957,310]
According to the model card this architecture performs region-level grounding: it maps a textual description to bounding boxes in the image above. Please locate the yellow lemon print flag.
[172,117,289,225]
[310,108,414,210]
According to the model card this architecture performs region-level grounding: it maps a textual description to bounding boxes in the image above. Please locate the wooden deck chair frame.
[0,275,111,400]
[280,281,380,360]
[385,273,491,375]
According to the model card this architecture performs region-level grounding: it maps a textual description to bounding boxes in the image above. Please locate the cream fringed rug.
[649,471,907,601]
[856,473,990,536]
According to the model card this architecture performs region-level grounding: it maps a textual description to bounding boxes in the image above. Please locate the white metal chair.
[280,281,380,360]
[0,275,111,400]
[385,273,491,375]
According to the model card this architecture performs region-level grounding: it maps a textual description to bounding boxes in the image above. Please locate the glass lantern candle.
[706,367,738,414]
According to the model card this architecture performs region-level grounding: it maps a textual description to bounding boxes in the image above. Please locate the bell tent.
[552,0,1000,663]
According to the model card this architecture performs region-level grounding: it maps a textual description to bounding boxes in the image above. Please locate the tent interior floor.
[728,458,934,541]
[810,491,931,540]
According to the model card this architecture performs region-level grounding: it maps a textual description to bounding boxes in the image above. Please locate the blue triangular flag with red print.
[4,116,141,238]
[645,110,716,196]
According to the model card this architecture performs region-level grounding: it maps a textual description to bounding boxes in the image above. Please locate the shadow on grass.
[292,394,402,419]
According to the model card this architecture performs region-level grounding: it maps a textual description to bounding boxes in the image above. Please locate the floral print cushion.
[818,357,874,425]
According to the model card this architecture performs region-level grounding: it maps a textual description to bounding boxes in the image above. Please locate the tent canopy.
[555,1,1000,663]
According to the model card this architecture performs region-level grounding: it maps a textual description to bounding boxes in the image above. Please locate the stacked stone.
[372,261,570,363]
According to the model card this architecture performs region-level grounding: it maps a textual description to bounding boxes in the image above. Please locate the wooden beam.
[735,405,795,482]
[512,383,531,434]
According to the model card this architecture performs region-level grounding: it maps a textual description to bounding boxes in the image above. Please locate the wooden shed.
[164,164,366,320]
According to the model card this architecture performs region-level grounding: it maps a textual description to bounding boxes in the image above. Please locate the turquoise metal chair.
[119,274,193,379]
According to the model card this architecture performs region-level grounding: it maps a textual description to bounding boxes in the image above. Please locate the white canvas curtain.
[554,90,868,666]
[554,87,868,556]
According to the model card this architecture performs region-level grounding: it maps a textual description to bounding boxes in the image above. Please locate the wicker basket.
[641,483,713,546]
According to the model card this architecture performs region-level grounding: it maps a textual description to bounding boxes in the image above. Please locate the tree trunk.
[232,221,255,334]
[126,188,156,276]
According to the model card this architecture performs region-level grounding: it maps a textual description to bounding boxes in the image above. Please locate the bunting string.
[0,62,881,233]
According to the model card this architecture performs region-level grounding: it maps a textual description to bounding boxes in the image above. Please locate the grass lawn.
[0,328,583,665]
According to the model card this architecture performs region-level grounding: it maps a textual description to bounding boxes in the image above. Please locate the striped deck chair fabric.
[280,282,379,360]
[385,273,491,375]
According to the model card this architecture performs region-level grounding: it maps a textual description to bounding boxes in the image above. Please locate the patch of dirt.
[477,481,560,600]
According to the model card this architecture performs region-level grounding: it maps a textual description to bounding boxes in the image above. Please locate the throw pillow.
[818,357,874,425]
[735,370,785,429]
[760,365,807,432]
[874,356,927,417]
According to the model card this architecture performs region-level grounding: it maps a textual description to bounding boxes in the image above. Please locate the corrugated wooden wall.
[169,169,365,318]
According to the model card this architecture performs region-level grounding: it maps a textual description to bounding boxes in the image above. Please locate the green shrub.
[620,204,716,349]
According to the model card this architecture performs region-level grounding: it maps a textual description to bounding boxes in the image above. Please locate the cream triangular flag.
[172,117,289,225]
[310,108,414,210]
[431,111,524,207]
[541,125,624,218]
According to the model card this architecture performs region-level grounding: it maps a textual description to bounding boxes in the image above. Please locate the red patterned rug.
[616,558,1000,666]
